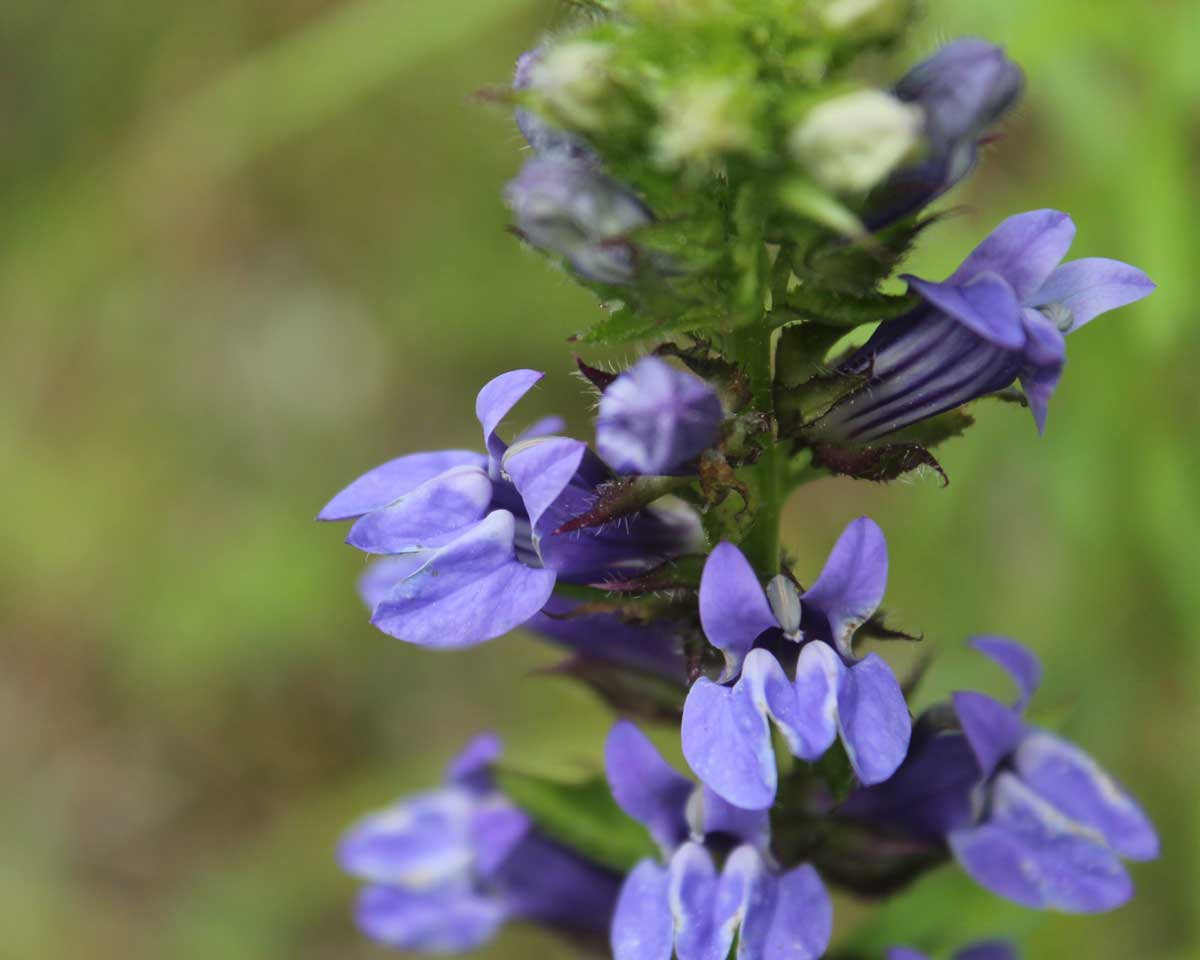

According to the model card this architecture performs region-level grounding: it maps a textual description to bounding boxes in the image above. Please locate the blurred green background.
[2,0,1197,957]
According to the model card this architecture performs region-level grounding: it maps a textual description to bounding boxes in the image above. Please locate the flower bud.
[505,156,653,285]
[523,41,614,134]
[513,48,593,159]
[653,78,758,169]
[790,90,923,194]
[596,356,724,474]
[817,0,907,34]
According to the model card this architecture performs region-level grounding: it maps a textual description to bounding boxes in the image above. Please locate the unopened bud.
[526,41,614,133]
[790,90,923,194]
[654,79,757,168]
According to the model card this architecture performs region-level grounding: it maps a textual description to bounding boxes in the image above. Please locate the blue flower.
[606,722,832,960]
[681,518,911,810]
[339,734,621,952]
[867,38,1023,227]
[889,941,1018,960]
[320,370,703,648]
[814,209,1155,442]
[596,356,725,475]
[846,637,1159,913]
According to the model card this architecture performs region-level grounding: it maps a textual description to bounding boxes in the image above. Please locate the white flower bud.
[526,42,614,132]
[653,79,756,168]
[790,90,923,194]
[817,0,906,32]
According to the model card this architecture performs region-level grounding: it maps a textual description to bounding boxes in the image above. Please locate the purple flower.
[596,357,724,475]
[846,637,1159,913]
[814,209,1155,442]
[606,722,832,960]
[339,734,621,952]
[505,155,654,285]
[889,941,1018,960]
[867,38,1023,227]
[681,518,911,810]
[320,370,703,648]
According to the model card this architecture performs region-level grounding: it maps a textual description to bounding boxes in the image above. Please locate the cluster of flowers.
[320,5,1157,958]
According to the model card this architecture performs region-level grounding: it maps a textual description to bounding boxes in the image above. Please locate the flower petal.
[801,517,888,659]
[476,369,545,462]
[837,653,912,786]
[346,466,493,554]
[339,788,474,887]
[886,950,929,960]
[955,940,1019,960]
[371,511,557,648]
[699,542,779,680]
[1028,257,1155,331]
[445,733,503,793]
[605,721,693,851]
[502,436,590,530]
[318,450,486,521]
[468,801,532,877]
[755,863,833,960]
[949,772,1133,913]
[969,635,1042,709]
[952,691,1026,779]
[682,672,777,811]
[612,860,674,960]
[785,642,842,761]
[1014,731,1159,861]
[516,415,568,441]
[669,843,730,960]
[949,210,1076,302]
[903,272,1026,350]
[715,846,773,960]
[358,555,427,610]
[356,883,508,952]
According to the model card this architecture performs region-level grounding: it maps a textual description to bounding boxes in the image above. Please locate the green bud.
[817,0,908,34]
[790,90,923,194]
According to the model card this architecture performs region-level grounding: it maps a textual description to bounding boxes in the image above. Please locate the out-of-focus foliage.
[0,1,1196,958]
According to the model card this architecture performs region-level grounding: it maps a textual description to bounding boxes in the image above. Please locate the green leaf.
[494,769,657,872]
[886,408,975,450]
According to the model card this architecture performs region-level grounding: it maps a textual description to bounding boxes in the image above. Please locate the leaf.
[783,285,920,328]
[775,321,854,389]
[811,442,949,486]
[779,178,871,243]
[554,476,692,534]
[776,369,870,436]
[494,769,657,872]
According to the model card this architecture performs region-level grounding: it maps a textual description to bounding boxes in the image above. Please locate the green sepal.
[775,321,854,389]
[494,769,657,873]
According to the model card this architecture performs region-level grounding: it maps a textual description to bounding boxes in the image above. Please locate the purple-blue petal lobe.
[682,674,777,811]
[949,772,1133,913]
[613,859,674,960]
[1014,731,1159,861]
[715,846,774,959]
[502,436,590,530]
[345,466,493,554]
[969,635,1042,708]
[669,843,731,960]
[757,863,833,960]
[446,733,503,791]
[1029,257,1155,331]
[476,369,545,462]
[953,691,1026,779]
[887,950,929,960]
[955,942,1020,960]
[784,643,842,761]
[597,357,724,475]
[318,450,486,521]
[370,511,556,647]
[837,653,912,785]
[950,210,1076,302]
[356,883,509,952]
[801,516,889,658]
[904,272,1026,351]
[339,788,475,887]
[699,542,779,680]
[358,555,427,611]
[605,722,693,851]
